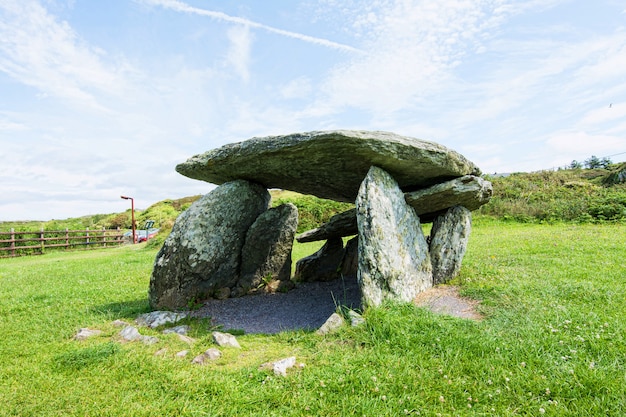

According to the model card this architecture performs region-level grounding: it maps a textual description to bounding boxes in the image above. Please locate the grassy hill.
[3,163,625,237]
[478,163,626,223]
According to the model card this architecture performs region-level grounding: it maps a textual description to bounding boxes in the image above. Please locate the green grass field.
[0,221,624,416]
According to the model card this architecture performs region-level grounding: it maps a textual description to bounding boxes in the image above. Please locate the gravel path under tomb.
[190,274,482,334]
[191,275,362,334]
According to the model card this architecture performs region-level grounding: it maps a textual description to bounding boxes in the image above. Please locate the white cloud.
[0,118,26,131]
[0,0,131,111]
[315,1,513,115]
[546,131,623,157]
[279,77,313,100]
[138,0,362,53]
[226,25,252,82]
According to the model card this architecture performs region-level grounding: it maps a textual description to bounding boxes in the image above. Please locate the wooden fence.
[0,227,125,258]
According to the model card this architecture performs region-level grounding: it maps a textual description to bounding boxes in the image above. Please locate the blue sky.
[1,0,625,221]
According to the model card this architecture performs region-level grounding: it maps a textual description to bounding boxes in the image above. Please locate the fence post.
[40,228,45,254]
[65,228,69,250]
[116,226,121,244]
[10,228,15,257]
[86,227,90,246]
[102,226,106,247]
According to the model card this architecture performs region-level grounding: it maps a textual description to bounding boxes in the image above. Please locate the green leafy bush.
[478,169,626,223]
[272,193,353,233]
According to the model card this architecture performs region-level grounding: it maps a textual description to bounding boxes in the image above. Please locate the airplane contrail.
[139,0,363,54]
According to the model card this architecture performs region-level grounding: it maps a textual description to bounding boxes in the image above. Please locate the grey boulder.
[429,206,472,285]
[149,180,270,309]
[357,166,432,307]
[294,237,344,282]
[238,203,299,294]
[405,175,492,216]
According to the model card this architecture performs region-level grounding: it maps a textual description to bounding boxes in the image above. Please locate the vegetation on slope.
[478,165,626,223]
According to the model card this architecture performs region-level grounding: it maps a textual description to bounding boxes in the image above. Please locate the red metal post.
[120,196,136,244]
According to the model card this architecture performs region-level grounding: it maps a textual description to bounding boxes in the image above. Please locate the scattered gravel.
[190,278,481,334]
[191,275,362,334]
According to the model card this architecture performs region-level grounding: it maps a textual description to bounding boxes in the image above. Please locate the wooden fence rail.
[0,227,124,258]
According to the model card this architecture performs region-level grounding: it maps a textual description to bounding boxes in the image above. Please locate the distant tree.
[584,155,602,169]
[569,160,583,169]
[600,157,612,169]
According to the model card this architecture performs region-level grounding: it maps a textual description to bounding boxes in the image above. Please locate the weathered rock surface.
[136,311,188,329]
[238,203,298,294]
[149,180,270,309]
[347,310,366,327]
[119,326,159,345]
[294,237,344,282]
[176,130,480,203]
[74,328,103,341]
[339,236,359,278]
[162,325,190,335]
[429,206,472,285]
[260,356,297,377]
[212,331,241,348]
[357,166,433,307]
[405,175,492,215]
[296,175,490,242]
[316,312,345,335]
[192,348,222,364]
[296,209,357,243]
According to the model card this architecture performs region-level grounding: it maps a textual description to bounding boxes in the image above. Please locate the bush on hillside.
[478,169,626,222]
[272,194,353,233]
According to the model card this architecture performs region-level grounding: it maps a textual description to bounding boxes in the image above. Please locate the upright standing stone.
[340,236,359,278]
[238,203,299,294]
[294,237,344,282]
[429,205,472,285]
[356,166,432,307]
[149,180,270,309]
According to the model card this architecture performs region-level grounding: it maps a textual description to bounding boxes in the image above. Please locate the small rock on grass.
[136,311,188,329]
[212,331,241,348]
[119,325,159,345]
[348,310,366,327]
[316,313,345,335]
[176,334,196,344]
[74,328,103,341]
[260,357,297,377]
[162,325,190,335]
[192,348,222,365]
[154,348,168,356]
[119,326,143,341]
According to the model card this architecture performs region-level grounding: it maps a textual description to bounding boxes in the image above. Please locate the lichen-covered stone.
[340,236,359,278]
[357,166,432,307]
[149,180,270,309]
[238,203,298,293]
[429,206,472,285]
[404,175,492,215]
[176,130,480,203]
[296,208,357,243]
[294,237,344,282]
[296,175,491,243]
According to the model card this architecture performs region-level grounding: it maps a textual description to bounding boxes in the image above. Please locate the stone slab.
[296,175,490,242]
[176,130,480,203]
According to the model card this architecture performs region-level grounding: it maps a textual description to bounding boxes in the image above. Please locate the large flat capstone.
[176,130,481,203]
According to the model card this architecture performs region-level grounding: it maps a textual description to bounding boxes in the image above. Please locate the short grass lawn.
[0,221,624,416]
